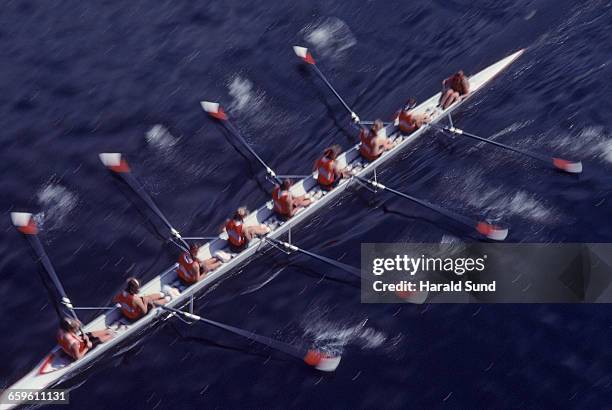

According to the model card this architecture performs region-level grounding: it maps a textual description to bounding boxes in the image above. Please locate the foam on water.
[145,124,178,150]
[301,17,356,61]
[35,183,78,231]
[227,75,265,113]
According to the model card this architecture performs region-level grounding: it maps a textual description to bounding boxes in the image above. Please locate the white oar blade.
[476,222,509,241]
[552,158,583,174]
[10,212,38,235]
[303,349,341,372]
[200,101,227,120]
[315,355,342,372]
[292,45,315,65]
[99,153,130,173]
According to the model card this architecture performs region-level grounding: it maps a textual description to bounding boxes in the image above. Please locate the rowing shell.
[0,49,523,409]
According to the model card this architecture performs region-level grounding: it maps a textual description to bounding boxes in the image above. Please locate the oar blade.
[293,46,316,65]
[99,153,130,173]
[475,221,509,241]
[201,101,228,120]
[552,158,583,174]
[395,290,429,305]
[10,212,38,235]
[303,350,342,372]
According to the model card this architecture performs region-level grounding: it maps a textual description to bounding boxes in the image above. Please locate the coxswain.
[114,277,169,321]
[57,317,114,360]
[225,207,271,252]
[439,70,470,109]
[314,144,349,190]
[177,243,223,285]
[359,119,393,162]
[397,98,431,134]
[272,179,311,218]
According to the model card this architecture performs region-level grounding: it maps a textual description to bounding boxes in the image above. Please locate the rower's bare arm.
[134,296,148,315]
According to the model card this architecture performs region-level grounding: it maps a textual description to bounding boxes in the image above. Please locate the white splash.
[227,75,265,113]
[303,315,388,353]
[477,190,554,223]
[35,183,78,230]
[301,17,356,60]
[145,124,178,150]
[558,126,612,165]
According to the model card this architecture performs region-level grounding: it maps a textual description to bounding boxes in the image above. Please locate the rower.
[57,317,114,360]
[225,207,271,252]
[397,98,431,135]
[114,277,169,321]
[439,70,470,109]
[272,179,311,218]
[314,144,349,190]
[359,119,393,162]
[177,243,223,285]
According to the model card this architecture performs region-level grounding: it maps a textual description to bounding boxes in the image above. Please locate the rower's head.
[281,179,292,190]
[60,317,79,333]
[457,70,464,77]
[126,277,140,294]
[234,206,249,220]
[323,144,342,160]
[372,119,384,133]
[404,98,417,111]
[189,243,199,258]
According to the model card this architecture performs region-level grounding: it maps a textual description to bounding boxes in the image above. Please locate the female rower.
[177,243,223,285]
[314,144,349,190]
[57,317,114,360]
[225,207,270,252]
[114,277,170,321]
[359,119,393,161]
[439,70,470,109]
[397,98,431,135]
[272,179,311,218]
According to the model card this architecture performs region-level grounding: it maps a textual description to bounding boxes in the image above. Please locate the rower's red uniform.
[272,186,292,216]
[226,219,246,248]
[359,129,379,161]
[316,156,336,187]
[57,329,85,359]
[177,251,197,284]
[398,110,417,134]
[114,291,140,320]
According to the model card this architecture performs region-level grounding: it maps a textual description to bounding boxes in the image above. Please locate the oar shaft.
[224,121,283,185]
[121,172,190,252]
[354,176,474,228]
[267,237,361,278]
[311,64,355,117]
[26,235,79,321]
[161,305,306,360]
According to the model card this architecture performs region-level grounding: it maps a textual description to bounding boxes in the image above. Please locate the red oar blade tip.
[395,290,429,304]
[99,153,130,173]
[10,212,38,235]
[552,158,583,174]
[200,101,227,120]
[292,45,315,65]
[303,350,341,372]
[476,222,508,241]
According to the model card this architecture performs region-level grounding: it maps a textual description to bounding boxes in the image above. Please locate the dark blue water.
[1,0,612,408]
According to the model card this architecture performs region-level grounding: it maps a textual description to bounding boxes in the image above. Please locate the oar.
[99,153,190,252]
[431,124,583,174]
[161,305,340,372]
[353,176,508,241]
[293,46,361,124]
[200,102,283,186]
[10,212,80,322]
[266,237,361,278]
